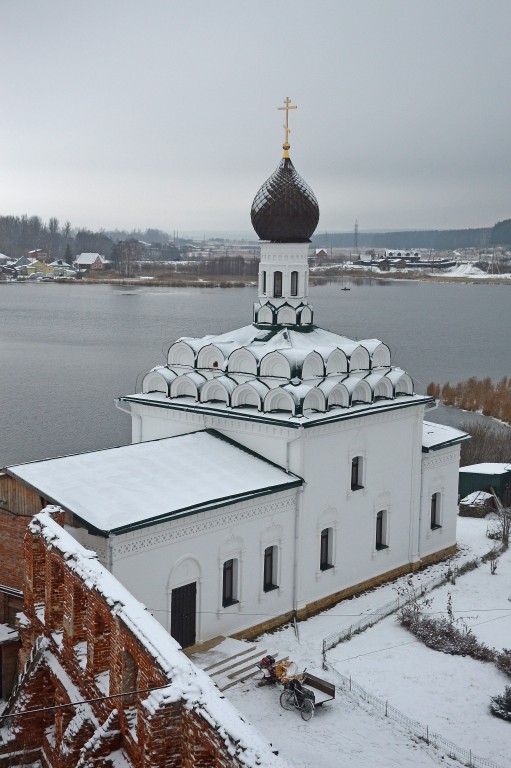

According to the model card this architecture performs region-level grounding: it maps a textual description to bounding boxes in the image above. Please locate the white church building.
[7,111,468,649]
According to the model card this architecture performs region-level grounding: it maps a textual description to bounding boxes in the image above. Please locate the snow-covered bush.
[408,615,495,661]
[496,649,511,678]
[397,592,495,662]
[490,686,511,721]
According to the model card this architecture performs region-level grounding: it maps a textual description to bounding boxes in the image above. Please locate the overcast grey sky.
[2,0,511,236]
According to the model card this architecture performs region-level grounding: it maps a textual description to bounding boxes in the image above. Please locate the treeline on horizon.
[0,214,184,261]
[427,377,511,426]
[3,212,511,262]
[312,218,511,251]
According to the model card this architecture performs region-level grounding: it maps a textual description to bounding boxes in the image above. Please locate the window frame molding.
[430,491,442,530]
[350,454,365,492]
[319,526,334,572]
[221,557,239,608]
[262,544,279,593]
[375,508,389,551]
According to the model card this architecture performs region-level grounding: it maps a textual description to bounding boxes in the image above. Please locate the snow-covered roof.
[7,431,302,535]
[48,259,72,267]
[31,512,284,768]
[74,252,107,264]
[124,322,429,425]
[459,463,511,475]
[459,490,493,506]
[422,421,470,452]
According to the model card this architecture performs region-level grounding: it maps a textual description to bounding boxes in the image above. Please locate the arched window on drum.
[274,271,283,298]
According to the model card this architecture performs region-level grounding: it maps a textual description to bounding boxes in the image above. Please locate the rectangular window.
[320,528,333,570]
[273,271,282,298]
[351,456,364,490]
[430,493,441,529]
[376,510,388,550]
[263,546,278,592]
[222,559,238,607]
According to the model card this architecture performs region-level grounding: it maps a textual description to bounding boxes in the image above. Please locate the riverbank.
[3,263,510,288]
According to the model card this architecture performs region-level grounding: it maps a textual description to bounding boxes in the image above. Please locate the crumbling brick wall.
[0,514,270,768]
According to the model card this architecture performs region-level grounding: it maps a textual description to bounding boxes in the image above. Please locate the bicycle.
[279,678,315,721]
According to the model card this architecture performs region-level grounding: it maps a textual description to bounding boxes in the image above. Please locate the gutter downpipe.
[287,426,305,620]
[106,533,115,573]
[293,485,304,621]
[114,398,132,417]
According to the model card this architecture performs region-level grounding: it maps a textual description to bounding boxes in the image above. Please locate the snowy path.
[222,517,510,767]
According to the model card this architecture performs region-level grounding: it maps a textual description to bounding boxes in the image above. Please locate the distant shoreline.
[3,271,511,288]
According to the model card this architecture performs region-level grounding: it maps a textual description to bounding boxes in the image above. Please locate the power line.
[145,606,511,617]
[0,682,173,722]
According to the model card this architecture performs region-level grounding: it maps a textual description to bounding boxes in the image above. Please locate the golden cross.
[278,96,297,157]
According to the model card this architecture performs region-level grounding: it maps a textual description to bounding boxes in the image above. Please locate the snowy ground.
[312,261,511,281]
[194,516,511,768]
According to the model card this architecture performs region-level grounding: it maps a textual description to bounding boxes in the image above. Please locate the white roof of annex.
[459,463,511,475]
[122,323,431,426]
[7,431,302,536]
[422,421,470,452]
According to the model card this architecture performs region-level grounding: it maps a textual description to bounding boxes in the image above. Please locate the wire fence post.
[385,700,388,717]
[426,725,429,745]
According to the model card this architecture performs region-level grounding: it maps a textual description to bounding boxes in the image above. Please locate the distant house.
[459,463,511,501]
[27,248,50,263]
[48,259,75,277]
[74,252,110,270]
[12,256,32,269]
[20,259,53,276]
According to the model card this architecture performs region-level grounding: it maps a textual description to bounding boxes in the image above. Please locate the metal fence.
[330,667,503,768]
[322,557,481,656]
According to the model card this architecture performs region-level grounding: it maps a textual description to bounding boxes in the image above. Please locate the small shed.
[458,490,494,518]
[458,463,511,501]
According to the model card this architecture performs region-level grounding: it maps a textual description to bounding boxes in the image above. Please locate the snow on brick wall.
[0,510,282,768]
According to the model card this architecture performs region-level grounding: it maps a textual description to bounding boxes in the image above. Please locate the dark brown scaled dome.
[251,156,319,242]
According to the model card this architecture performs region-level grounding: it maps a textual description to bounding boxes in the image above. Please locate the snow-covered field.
[312,261,511,281]
[200,516,511,768]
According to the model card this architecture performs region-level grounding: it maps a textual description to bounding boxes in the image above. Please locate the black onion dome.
[251,156,319,242]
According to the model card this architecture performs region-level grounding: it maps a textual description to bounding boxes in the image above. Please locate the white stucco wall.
[293,405,424,610]
[108,488,299,643]
[419,445,461,560]
[119,397,461,644]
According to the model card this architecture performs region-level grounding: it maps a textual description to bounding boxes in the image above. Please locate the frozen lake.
[1,279,509,466]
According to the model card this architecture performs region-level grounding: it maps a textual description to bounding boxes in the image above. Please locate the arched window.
[262,270,267,294]
[351,456,364,490]
[376,510,388,550]
[263,545,278,591]
[431,492,441,529]
[222,558,239,607]
[290,270,298,296]
[320,528,334,570]
[274,271,282,298]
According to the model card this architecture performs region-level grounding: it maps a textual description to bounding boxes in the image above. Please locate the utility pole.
[354,220,359,256]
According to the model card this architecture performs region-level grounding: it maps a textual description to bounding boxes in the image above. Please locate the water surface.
[1,280,509,466]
